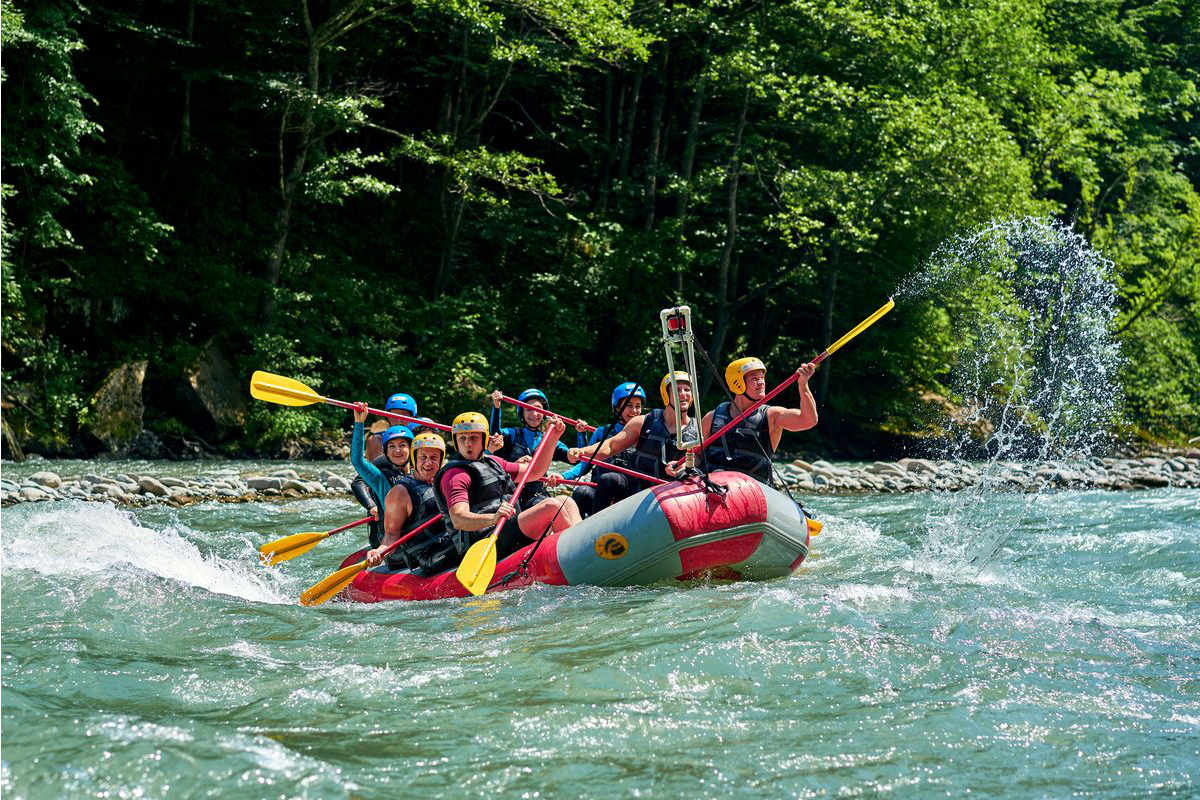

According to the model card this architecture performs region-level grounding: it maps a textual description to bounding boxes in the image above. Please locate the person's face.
[455,431,485,460]
[620,397,643,423]
[673,382,693,412]
[386,439,410,467]
[744,369,767,401]
[414,449,442,480]
[523,400,545,428]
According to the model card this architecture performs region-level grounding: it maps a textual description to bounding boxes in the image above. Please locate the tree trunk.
[261,0,320,324]
[703,88,751,398]
[617,66,643,182]
[675,71,705,221]
[817,242,839,407]
[181,0,194,154]
[643,45,669,231]
[596,70,615,213]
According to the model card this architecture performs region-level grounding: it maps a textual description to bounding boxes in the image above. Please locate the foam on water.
[1,501,293,605]
[894,218,1124,570]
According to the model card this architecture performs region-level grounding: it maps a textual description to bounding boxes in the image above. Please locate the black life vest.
[432,456,523,554]
[629,409,698,479]
[708,401,775,483]
[499,426,552,505]
[384,475,449,571]
[358,455,409,547]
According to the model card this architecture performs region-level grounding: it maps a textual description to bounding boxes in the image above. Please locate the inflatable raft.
[335,470,813,603]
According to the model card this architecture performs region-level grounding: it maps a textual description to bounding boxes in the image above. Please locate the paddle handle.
[558,478,596,487]
[571,448,668,485]
[502,395,597,432]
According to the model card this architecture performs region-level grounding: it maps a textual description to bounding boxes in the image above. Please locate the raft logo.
[594,533,629,560]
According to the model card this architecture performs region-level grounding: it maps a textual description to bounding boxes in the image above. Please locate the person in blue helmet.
[488,387,588,508]
[562,381,646,517]
[348,393,417,547]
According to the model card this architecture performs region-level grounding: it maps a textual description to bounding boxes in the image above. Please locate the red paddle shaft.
[331,398,452,432]
[501,395,597,433]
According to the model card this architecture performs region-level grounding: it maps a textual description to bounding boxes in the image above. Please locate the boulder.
[29,471,62,489]
[138,477,171,496]
[185,340,248,431]
[19,487,49,502]
[88,360,148,451]
[246,476,283,491]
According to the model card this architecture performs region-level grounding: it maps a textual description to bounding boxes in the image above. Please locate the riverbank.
[3,454,1197,507]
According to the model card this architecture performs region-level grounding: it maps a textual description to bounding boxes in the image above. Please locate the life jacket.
[432,455,523,555]
[384,475,451,571]
[629,409,698,479]
[361,455,409,548]
[500,426,552,505]
[708,401,774,483]
[585,422,637,479]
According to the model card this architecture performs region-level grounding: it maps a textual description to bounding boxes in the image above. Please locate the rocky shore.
[3,455,1197,508]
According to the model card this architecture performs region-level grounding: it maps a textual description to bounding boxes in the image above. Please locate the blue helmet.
[406,416,437,433]
[611,381,646,411]
[385,393,417,416]
[380,425,414,451]
[517,388,549,426]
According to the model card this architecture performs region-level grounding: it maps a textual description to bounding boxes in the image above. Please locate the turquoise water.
[2,487,1198,798]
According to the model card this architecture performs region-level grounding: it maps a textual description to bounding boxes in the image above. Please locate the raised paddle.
[299,515,442,606]
[258,515,374,566]
[249,371,452,432]
[500,395,597,433]
[674,298,896,468]
[455,425,559,596]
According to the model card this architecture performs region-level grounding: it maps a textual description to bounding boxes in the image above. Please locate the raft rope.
[490,382,646,589]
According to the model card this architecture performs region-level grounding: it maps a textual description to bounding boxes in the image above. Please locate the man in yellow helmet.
[566,371,698,509]
[364,432,453,571]
[699,357,818,484]
[433,411,582,562]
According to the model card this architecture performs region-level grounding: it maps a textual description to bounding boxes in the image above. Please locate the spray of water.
[895,218,1124,568]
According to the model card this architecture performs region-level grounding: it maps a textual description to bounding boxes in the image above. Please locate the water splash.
[896,218,1124,569]
[1,501,293,604]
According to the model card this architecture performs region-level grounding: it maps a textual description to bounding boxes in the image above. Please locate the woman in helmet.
[487,387,586,507]
[699,357,818,484]
[434,411,582,563]
[561,381,646,517]
[364,432,453,572]
[350,398,416,547]
[566,372,698,509]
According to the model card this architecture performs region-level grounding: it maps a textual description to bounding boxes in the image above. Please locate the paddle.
[455,426,559,596]
[675,298,895,468]
[259,515,373,566]
[249,371,452,432]
[299,515,442,606]
[500,395,597,433]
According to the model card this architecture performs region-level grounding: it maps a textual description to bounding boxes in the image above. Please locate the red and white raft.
[337,470,813,603]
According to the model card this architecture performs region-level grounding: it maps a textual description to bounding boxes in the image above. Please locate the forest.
[2,0,1197,458]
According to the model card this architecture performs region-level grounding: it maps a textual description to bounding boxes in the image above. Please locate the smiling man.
[700,357,819,484]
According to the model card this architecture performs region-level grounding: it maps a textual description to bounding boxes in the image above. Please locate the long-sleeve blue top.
[562,422,625,480]
[350,422,397,508]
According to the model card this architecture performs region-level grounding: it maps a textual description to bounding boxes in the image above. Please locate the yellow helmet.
[725,356,766,394]
[659,370,692,406]
[451,411,489,446]
[410,432,447,466]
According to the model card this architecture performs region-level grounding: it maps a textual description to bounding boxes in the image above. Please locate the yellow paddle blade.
[258,531,329,566]
[299,559,367,606]
[249,370,323,407]
[825,298,895,356]
[455,533,499,596]
[806,518,823,537]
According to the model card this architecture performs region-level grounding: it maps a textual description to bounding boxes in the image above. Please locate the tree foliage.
[3,0,1197,454]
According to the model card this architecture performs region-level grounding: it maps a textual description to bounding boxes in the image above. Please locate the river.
[2,464,1196,798]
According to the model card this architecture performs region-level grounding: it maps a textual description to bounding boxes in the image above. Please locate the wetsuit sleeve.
[440,468,473,508]
[561,462,586,480]
[350,422,384,487]
[492,427,515,460]
[490,405,501,437]
[350,475,377,512]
